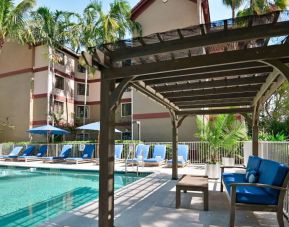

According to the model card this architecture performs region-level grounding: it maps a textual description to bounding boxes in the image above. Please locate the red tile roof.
[131,0,210,24]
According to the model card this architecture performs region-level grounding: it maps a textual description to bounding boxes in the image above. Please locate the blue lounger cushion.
[0,146,23,158]
[21,146,35,157]
[167,144,189,165]
[127,144,151,163]
[258,159,289,197]
[66,144,95,161]
[115,145,124,160]
[144,145,166,163]
[44,145,72,160]
[144,158,162,163]
[19,145,48,159]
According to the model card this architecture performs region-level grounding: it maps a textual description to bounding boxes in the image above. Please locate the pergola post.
[99,78,116,227]
[170,111,179,180]
[98,71,133,227]
[252,104,260,156]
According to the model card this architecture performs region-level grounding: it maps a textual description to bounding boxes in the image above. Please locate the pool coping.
[0,164,152,176]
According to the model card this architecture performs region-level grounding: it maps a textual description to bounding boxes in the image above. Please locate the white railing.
[258,141,289,165]
[0,141,244,164]
[144,141,244,164]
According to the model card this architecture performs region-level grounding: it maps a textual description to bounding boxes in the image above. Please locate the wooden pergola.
[83,11,289,227]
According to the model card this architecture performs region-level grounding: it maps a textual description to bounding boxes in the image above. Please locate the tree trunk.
[0,38,4,49]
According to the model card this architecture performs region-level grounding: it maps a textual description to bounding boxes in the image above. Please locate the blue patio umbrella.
[76,122,121,133]
[27,125,70,135]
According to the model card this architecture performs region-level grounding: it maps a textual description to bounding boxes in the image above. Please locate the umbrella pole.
[97,132,100,159]
[47,132,49,157]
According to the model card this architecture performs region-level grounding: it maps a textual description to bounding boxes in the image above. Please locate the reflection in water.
[0,167,147,227]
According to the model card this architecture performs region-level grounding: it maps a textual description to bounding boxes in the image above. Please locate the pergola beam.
[163,85,261,98]
[170,92,256,102]
[144,67,272,85]
[178,102,252,109]
[259,75,286,106]
[155,76,267,93]
[252,69,279,106]
[107,20,289,61]
[175,97,253,106]
[177,107,254,116]
[103,44,289,80]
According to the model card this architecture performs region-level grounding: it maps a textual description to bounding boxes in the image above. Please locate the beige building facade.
[131,0,210,142]
[0,42,131,142]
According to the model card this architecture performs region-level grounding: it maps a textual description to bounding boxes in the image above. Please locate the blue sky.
[16,0,233,21]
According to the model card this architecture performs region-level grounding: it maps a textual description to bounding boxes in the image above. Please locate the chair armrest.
[220,165,246,170]
[230,182,287,191]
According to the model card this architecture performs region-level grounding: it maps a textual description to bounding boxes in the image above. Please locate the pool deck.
[0,160,287,227]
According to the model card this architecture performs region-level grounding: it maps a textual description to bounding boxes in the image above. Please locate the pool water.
[0,166,148,227]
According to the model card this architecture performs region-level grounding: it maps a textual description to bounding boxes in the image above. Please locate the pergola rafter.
[103,44,289,80]
[82,11,289,227]
[163,85,262,99]
[154,75,267,93]
[144,67,273,85]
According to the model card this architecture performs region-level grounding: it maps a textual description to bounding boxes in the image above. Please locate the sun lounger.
[126,144,150,165]
[66,144,95,164]
[43,144,72,163]
[17,145,48,162]
[144,145,167,166]
[95,144,124,164]
[0,146,23,161]
[167,144,189,167]
[115,144,124,162]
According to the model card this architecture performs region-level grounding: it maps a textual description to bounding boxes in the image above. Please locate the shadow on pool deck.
[0,187,97,227]
[39,173,288,227]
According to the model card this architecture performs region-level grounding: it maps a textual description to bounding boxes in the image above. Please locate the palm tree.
[0,0,35,50]
[238,0,289,16]
[73,0,141,52]
[31,7,76,125]
[222,0,245,18]
[195,114,247,163]
[73,0,141,136]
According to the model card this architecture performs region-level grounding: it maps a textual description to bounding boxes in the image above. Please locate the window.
[55,75,64,90]
[54,101,64,114]
[77,83,89,96]
[78,64,86,73]
[76,105,89,118]
[122,132,131,140]
[55,50,65,65]
[121,103,132,117]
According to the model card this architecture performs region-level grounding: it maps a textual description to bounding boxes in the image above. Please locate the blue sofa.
[221,156,289,227]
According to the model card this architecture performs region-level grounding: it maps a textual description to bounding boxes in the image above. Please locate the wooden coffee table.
[176,175,209,211]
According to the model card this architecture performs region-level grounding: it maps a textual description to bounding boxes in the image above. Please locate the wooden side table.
[176,175,209,211]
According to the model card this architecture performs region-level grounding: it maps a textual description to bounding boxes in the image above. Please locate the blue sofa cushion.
[234,186,278,205]
[223,173,278,205]
[258,159,289,197]
[223,173,246,186]
[246,156,262,171]
[245,170,259,183]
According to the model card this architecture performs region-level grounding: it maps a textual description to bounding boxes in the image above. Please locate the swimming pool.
[0,166,148,226]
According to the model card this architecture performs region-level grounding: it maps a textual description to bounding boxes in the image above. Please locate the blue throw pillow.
[246,169,259,183]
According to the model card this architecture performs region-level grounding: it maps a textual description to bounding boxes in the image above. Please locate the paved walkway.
[0,161,287,226]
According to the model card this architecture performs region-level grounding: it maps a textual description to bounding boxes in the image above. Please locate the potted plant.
[195,114,247,179]
[221,114,247,166]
